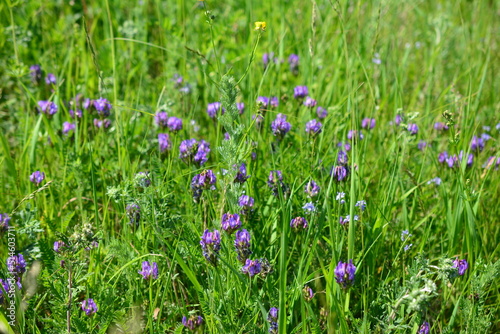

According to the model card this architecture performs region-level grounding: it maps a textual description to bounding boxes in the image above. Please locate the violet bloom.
[194,140,210,166]
[7,254,26,277]
[45,73,56,85]
[446,154,458,168]
[482,156,500,170]
[294,86,308,99]
[427,177,442,186]
[418,321,430,334]
[470,135,485,152]
[182,315,203,331]
[407,123,419,135]
[302,202,316,214]
[200,229,221,265]
[334,259,356,289]
[303,285,314,302]
[234,163,250,183]
[234,229,252,263]
[221,213,242,235]
[331,165,349,182]
[268,170,287,196]
[237,102,245,114]
[395,114,403,126]
[355,200,366,211]
[158,133,171,153]
[263,52,274,68]
[30,171,45,186]
[38,101,58,116]
[191,169,217,201]
[238,195,255,214]
[288,54,299,73]
[268,307,279,334]
[81,299,98,316]
[207,102,224,118]
[83,98,92,110]
[242,259,262,277]
[337,150,348,165]
[256,96,270,110]
[305,119,322,136]
[223,132,230,141]
[316,106,328,119]
[361,118,376,129]
[337,141,351,152]
[270,96,279,109]
[135,172,151,188]
[434,122,449,131]
[418,140,427,150]
[93,98,112,117]
[271,113,291,138]
[179,139,210,166]
[290,217,308,230]
[303,96,317,108]
[453,258,468,276]
[62,122,76,135]
[172,74,183,87]
[304,180,320,198]
[167,117,183,132]
[69,109,82,118]
[401,230,411,242]
[93,119,111,129]
[0,213,11,233]
[438,151,448,164]
[339,215,358,225]
[458,150,473,167]
[347,130,364,141]
[0,279,10,304]
[53,241,67,253]
[138,261,159,280]
[30,65,42,83]
[126,203,141,225]
[336,192,346,204]
[155,111,169,128]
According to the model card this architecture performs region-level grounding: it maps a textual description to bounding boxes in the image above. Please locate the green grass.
[0,0,499,333]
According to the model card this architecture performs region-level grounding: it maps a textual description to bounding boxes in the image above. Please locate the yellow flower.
[254,21,267,31]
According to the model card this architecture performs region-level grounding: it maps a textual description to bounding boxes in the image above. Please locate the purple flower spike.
[361,118,376,129]
[347,130,364,141]
[304,180,320,198]
[334,259,356,289]
[167,117,183,132]
[241,259,262,277]
[179,139,210,166]
[191,169,217,201]
[331,165,349,182]
[407,123,419,135]
[470,135,485,152]
[38,101,58,116]
[200,229,221,265]
[221,213,242,235]
[237,102,245,114]
[30,65,42,83]
[303,285,314,302]
[303,97,317,108]
[337,150,349,165]
[138,261,159,280]
[355,200,366,211]
[53,241,67,253]
[305,119,322,136]
[238,195,255,214]
[267,170,288,196]
[268,307,279,334]
[294,86,308,99]
[271,113,291,138]
[234,229,252,263]
[434,122,449,131]
[7,254,27,277]
[158,133,172,153]
[45,73,56,85]
[155,111,169,128]
[395,114,403,125]
[126,203,141,225]
[418,321,430,334]
[207,102,224,118]
[81,299,98,316]
[290,217,308,230]
[182,315,203,331]
[270,96,279,109]
[93,98,112,117]
[316,106,328,119]
[30,171,45,186]
[62,122,76,135]
[234,163,250,184]
[452,258,468,276]
[93,119,111,129]
[418,140,427,150]
[0,213,11,233]
[263,52,274,68]
[256,96,270,110]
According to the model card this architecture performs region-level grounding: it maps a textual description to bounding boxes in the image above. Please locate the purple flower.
[337,150,349,165]
[339,215,358,225]
[294,86,308,99]
[334,259,356,289]
[138,261,159,280]
[427,177,442,185]
[256,96,270,109]
[200,229,221,265]
[83,98,92,110]
[93,98,112,117]
[126,203,141,225]
[172,74,183,87]
[194,140,210,165]
[337,141,351,152]
[316,106,328,119]
[302,202,316,214]
[361,118,376,129]
[155,111,169,127]
[268,307,279,333]
[303,97,317,108]
[418,321,430,334]
[270,96,279,109]
[288,54,299,74]
[458,150,474,167]
[305,119,322,136]
[268,170,287,196]
[81,299,98,316]
[7,254,27,277]
[93,118,111,129]
[0,213,10,233]
[191,170,217,201]
[237,102,245,114]
[238,195,255,214]
[271,113,291,138]
[263,52,274,67]
[158,133,171,153]
[53,241,67,253]
[45,73,56,85]
[347,130,364,141]
[221,213,242,235]
[69,109,82,118]
[434,122,449,131]
[62,122,76,135]
[30,171,45,185]
[234,163,250,183]
[241,259,262,277]
[182,315,203,331]
[453,258,468,276]
[401,230,411,242]
[234,229,252,263]
[290,217,308,230]
[395,114,403,126]
[331,165,349,182]
[207,102,224,118]
[0,279,11,304]
[470,135,485,152]
[304,180,320,198]
[303,285,314,302]
[167,117,183,132]
[438,151,448,164]
[407,123,419,135]
[336,192,346,204]
[179,139,210,166]
[482,156,500,170]
[355,200,366,211]
[38,100,58,116]
[30,65,42,83]
[418,140,427,150]
[135,172,151,188]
